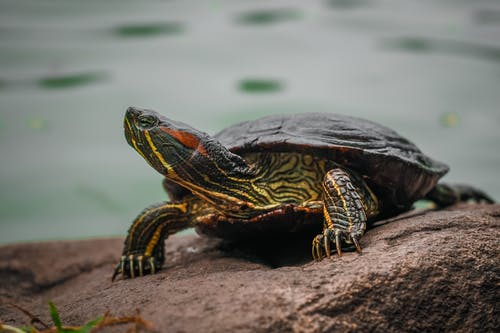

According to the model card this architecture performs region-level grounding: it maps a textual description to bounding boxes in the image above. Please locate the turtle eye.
[137,115,158,129]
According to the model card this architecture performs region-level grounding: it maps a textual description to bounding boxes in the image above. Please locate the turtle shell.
[214,113,449,209]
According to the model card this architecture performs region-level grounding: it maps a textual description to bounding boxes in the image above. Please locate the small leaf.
[77,316,103,333]
[0,324,31,333]
[48,301,63,331]
[21,327,36,333]
[439,112,460,128]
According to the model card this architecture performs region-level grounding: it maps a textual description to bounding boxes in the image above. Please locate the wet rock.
[1,203,498,332]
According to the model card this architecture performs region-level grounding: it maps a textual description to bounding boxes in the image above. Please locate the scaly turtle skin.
[113,108,494,280]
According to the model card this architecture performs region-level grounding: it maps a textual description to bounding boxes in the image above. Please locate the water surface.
[0,0,499,244]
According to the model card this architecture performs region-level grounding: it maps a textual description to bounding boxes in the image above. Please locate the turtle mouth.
[124,108,159,172]
[124,116,143,148]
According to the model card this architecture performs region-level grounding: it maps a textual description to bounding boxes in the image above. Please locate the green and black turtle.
[113,107,494,280]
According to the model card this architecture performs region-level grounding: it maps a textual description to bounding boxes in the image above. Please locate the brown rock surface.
[1,204,499,332]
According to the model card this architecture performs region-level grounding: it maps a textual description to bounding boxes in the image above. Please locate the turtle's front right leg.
[112,201,190,281]
[312,168,379,260]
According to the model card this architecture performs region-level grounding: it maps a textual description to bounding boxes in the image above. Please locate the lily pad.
[39,72,107,89]
[385,37,432,53]
[114,22,184,37]
[238,79,283,93]
[326,0,368,10]
[237,8,301,25]
[383,37,500,62]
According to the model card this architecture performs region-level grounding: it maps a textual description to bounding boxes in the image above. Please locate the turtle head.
[124,107,253,185]
[124,106,216,177]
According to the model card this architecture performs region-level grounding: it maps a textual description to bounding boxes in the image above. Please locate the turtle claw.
[311,228,364,261]
[324,232,331,258]
[351,235,362,254]
[129,255,135,279]
[312,234,323,261]
[112,254,161,281]
[335,229,342,257]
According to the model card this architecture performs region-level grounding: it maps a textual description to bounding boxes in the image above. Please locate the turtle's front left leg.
[112,201,191,281]
[312,168,379,260]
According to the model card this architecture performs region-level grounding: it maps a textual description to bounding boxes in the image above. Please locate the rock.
[0,203,499,332]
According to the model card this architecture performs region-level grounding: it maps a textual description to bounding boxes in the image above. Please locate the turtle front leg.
[112,201,190,281]
[312,168,379,261]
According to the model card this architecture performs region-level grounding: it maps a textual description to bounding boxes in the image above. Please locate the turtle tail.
[425,183,495,207]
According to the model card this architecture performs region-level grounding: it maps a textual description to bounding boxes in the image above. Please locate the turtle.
[113,107,494,280]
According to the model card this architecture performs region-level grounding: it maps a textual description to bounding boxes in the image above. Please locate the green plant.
[0,302,154,333]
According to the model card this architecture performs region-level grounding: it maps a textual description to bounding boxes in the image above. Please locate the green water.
[1,0,499,244]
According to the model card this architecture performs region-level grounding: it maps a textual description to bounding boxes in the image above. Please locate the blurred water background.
[0,0,499,244]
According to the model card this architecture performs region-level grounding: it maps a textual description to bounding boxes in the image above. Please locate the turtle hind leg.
[425,183,495,208]
[112,201,191,281]
[312,168,379,261]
